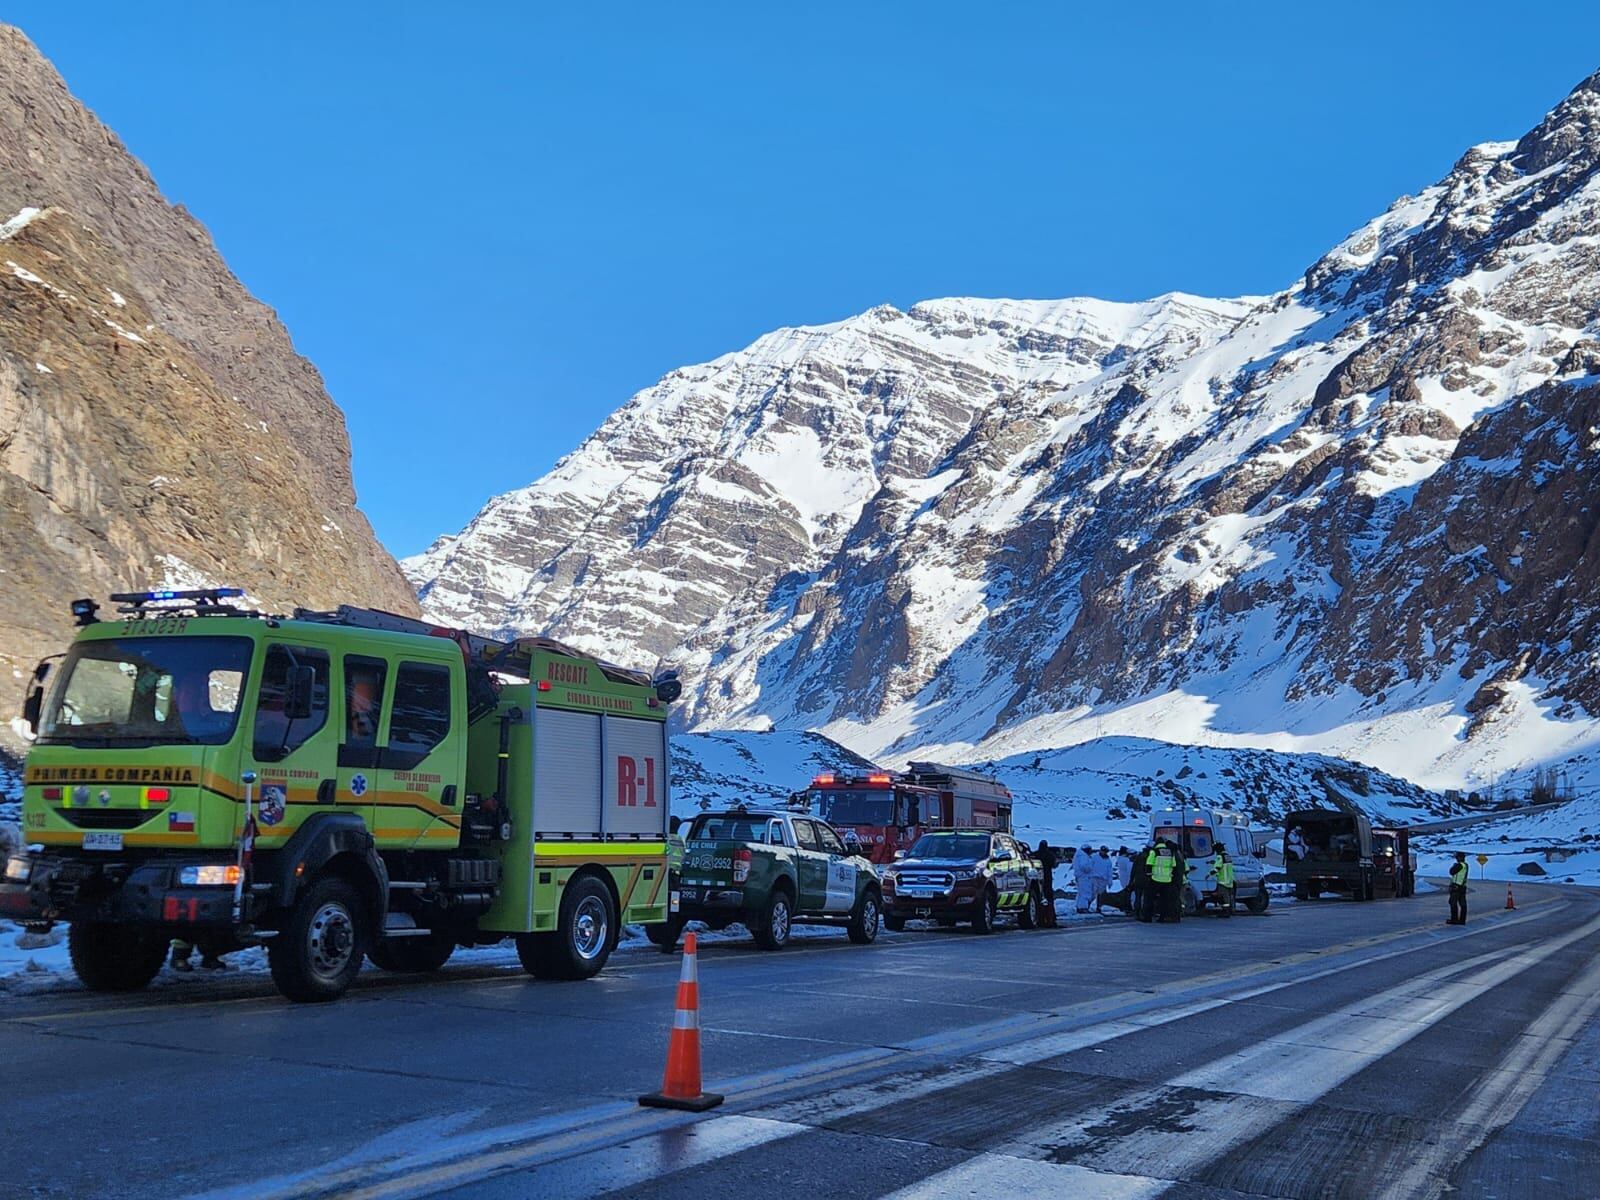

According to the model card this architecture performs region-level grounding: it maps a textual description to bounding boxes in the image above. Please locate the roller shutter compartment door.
[603,716,667,836]
[533,708,602,836]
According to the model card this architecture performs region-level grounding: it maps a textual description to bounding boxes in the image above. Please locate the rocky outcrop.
[0,26,415,716]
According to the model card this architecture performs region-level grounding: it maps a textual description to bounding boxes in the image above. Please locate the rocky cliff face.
[0,26,416,715]
[410,71,1600,791]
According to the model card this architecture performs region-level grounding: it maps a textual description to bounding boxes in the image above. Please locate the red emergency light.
[536,680,552,692]
[868,773,892,785]
[812,774,835,785]
[41,787,61,801]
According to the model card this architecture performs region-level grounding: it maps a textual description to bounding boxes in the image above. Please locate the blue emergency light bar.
[110,587,244,604]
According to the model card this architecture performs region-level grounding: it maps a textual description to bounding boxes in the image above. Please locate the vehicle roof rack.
[290,605,652,687]
[110,588,254,616]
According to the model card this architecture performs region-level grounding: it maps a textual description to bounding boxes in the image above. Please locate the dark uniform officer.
[1035,840,1060,928]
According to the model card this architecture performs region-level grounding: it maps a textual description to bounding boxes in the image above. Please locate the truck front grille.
[897,870,955,891]
[54,808,158,831]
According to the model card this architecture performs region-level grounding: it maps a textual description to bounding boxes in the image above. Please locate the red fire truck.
[794,762,1012,865]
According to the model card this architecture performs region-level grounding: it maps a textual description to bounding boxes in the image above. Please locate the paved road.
[5,883,1599,1199]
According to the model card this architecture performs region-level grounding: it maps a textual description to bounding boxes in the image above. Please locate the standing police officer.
[1447,851,1469,925]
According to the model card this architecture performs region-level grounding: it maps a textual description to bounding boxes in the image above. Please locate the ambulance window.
[253,646,330,761]
[793,820,820,852]
[340,656,388,767]
[387,662,452,768]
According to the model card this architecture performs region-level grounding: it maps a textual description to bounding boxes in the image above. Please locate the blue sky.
[11,4,1600,556]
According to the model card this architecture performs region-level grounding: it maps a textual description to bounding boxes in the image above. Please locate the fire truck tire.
[68,922,167,993]
[367,931,454,973]
[543,875,616,980]
[268,876,369,1002]
[883,913,907,932]
[646,916,684,952]
[971,888,997,934]
[754,886,793,950]
[847,888,881,944]
[1018,887,1040,929]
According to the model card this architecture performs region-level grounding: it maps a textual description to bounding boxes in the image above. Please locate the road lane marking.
[880,1151,1168,1199]
[1384,949,1600,1200]
[986,911,1600,1182]
[169,899,1578,1200]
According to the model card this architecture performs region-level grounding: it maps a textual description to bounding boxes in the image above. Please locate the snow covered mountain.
[408,70,1600,793]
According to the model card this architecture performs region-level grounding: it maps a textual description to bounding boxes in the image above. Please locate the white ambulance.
[1150,806,1270,914]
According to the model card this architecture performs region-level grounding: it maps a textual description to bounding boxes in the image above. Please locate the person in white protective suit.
[1072,843,1095,913]
[1091,846,1115,912]
[1115,846,1135,892]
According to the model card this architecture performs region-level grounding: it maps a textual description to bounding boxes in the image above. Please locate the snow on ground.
[965,736,1456,851]
[1413,796,1600,890]
[671,729,873,816]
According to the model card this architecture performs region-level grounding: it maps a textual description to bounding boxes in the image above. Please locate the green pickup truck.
[652,807,882,950]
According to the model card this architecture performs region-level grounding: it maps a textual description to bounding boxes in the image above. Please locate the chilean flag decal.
[168,811,196,833]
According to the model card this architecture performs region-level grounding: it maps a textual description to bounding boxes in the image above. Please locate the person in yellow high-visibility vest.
[1208,847,1236,917]
[1147,840,1178,923]
[1447,852,1469,925]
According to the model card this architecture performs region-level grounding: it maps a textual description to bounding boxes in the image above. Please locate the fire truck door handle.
[441,785,457,807]
[317,779,336,805]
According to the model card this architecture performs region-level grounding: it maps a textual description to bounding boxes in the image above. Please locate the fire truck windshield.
[811,789,896,826]
[39,636,252,748]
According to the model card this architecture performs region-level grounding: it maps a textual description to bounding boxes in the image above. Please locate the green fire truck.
[1,589,681,1002]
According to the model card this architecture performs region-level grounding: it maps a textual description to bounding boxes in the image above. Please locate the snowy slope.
[410,71,1600,797]
[670,730,873,816]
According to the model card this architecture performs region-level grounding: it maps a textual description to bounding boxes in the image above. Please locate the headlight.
[179,864,241,886]
[4,855,31,883]
[953,868,981,881]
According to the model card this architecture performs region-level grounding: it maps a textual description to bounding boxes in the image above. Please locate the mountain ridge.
[408,69,1600,793]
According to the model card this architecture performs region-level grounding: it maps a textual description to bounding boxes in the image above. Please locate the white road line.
[988,912,1600,1182]
[879,1151,1168,1199]
[455,1114,810,1200]
[1385,951,1600,1200]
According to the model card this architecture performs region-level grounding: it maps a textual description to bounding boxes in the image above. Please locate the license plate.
[82,832,123,851]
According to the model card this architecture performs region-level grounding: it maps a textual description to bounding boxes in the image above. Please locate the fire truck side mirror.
[21,659,51,735]
[284,665,317,721]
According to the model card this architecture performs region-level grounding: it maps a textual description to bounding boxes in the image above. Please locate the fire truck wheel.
[268,876,369,1002]
[883,913,907,933]
[1018,888,1040,929]
[848,888,881,944]
[367,931,454,973]
[754,887,793,950]
[67,922,167,992]
[545,875,617,980]
[646,916,684,952]
[971,888,997,934]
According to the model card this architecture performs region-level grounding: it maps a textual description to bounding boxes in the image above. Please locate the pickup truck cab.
[665,808,881,950]
[881,829,1043,933]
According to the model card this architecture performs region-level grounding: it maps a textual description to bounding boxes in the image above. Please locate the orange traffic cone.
[639,931,724,1112]
[1506,884,1516,910]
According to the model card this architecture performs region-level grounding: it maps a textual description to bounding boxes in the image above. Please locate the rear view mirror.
[20,659,51,735]
[284,665,317,720]
[893,850,906,861]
